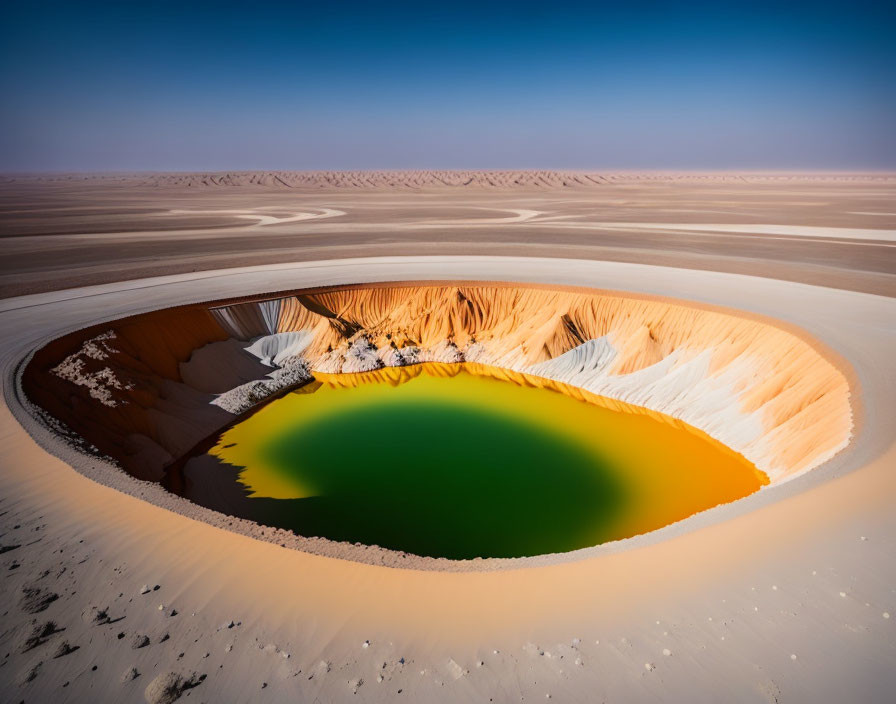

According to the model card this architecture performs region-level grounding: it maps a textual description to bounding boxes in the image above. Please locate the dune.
[5,169,894,190]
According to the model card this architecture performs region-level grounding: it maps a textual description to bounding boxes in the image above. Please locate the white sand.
[1,255,894,702]
[585,222,896,243]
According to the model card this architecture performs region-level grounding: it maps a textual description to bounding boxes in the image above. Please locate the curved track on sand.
[1,256,894,703]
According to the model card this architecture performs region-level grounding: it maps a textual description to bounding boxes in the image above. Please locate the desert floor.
[1,173,894,703]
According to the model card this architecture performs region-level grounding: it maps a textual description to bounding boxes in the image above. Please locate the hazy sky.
[1,1,894,171]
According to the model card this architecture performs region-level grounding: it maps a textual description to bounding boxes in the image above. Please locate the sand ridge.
[5,170,896,189]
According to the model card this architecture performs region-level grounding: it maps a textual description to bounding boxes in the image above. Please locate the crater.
[22,282,853,564]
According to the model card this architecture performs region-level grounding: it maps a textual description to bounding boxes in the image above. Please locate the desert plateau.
[1,172,894,703]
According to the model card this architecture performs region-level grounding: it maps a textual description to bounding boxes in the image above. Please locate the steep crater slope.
[23,283,853,500]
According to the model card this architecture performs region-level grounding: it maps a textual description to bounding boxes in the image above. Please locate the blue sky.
[1,1,893,171]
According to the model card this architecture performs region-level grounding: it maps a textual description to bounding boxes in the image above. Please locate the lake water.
[205,363,767,559]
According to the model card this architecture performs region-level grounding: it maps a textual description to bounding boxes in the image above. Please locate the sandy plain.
[0,172,894,703]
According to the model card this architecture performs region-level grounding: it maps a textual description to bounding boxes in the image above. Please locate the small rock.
[140,585,151,595]
[446,658,465,680]
[645,663,655,671]
[144,671,204,704]
[19,661,42,685]
[52,640,79,658]
[82,605,111,625]
[662,648,672,657]
[121,666,139,682]
[132,634,150,649]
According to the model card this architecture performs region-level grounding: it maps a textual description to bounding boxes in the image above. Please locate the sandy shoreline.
[2,255,894,702]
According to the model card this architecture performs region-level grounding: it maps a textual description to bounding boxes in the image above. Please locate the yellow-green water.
[206,363,767,559]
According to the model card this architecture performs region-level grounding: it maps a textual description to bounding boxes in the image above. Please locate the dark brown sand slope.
[1,171,894,298]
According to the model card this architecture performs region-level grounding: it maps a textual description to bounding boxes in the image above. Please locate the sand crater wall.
[23,283,852,489]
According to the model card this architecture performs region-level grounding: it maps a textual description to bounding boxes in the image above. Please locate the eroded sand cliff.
[23,283,852,496]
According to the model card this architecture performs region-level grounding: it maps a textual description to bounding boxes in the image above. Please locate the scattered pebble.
[662,648,672,657]
[645,663,655,671]
[884,612,890,619]
[790,654,798,661]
